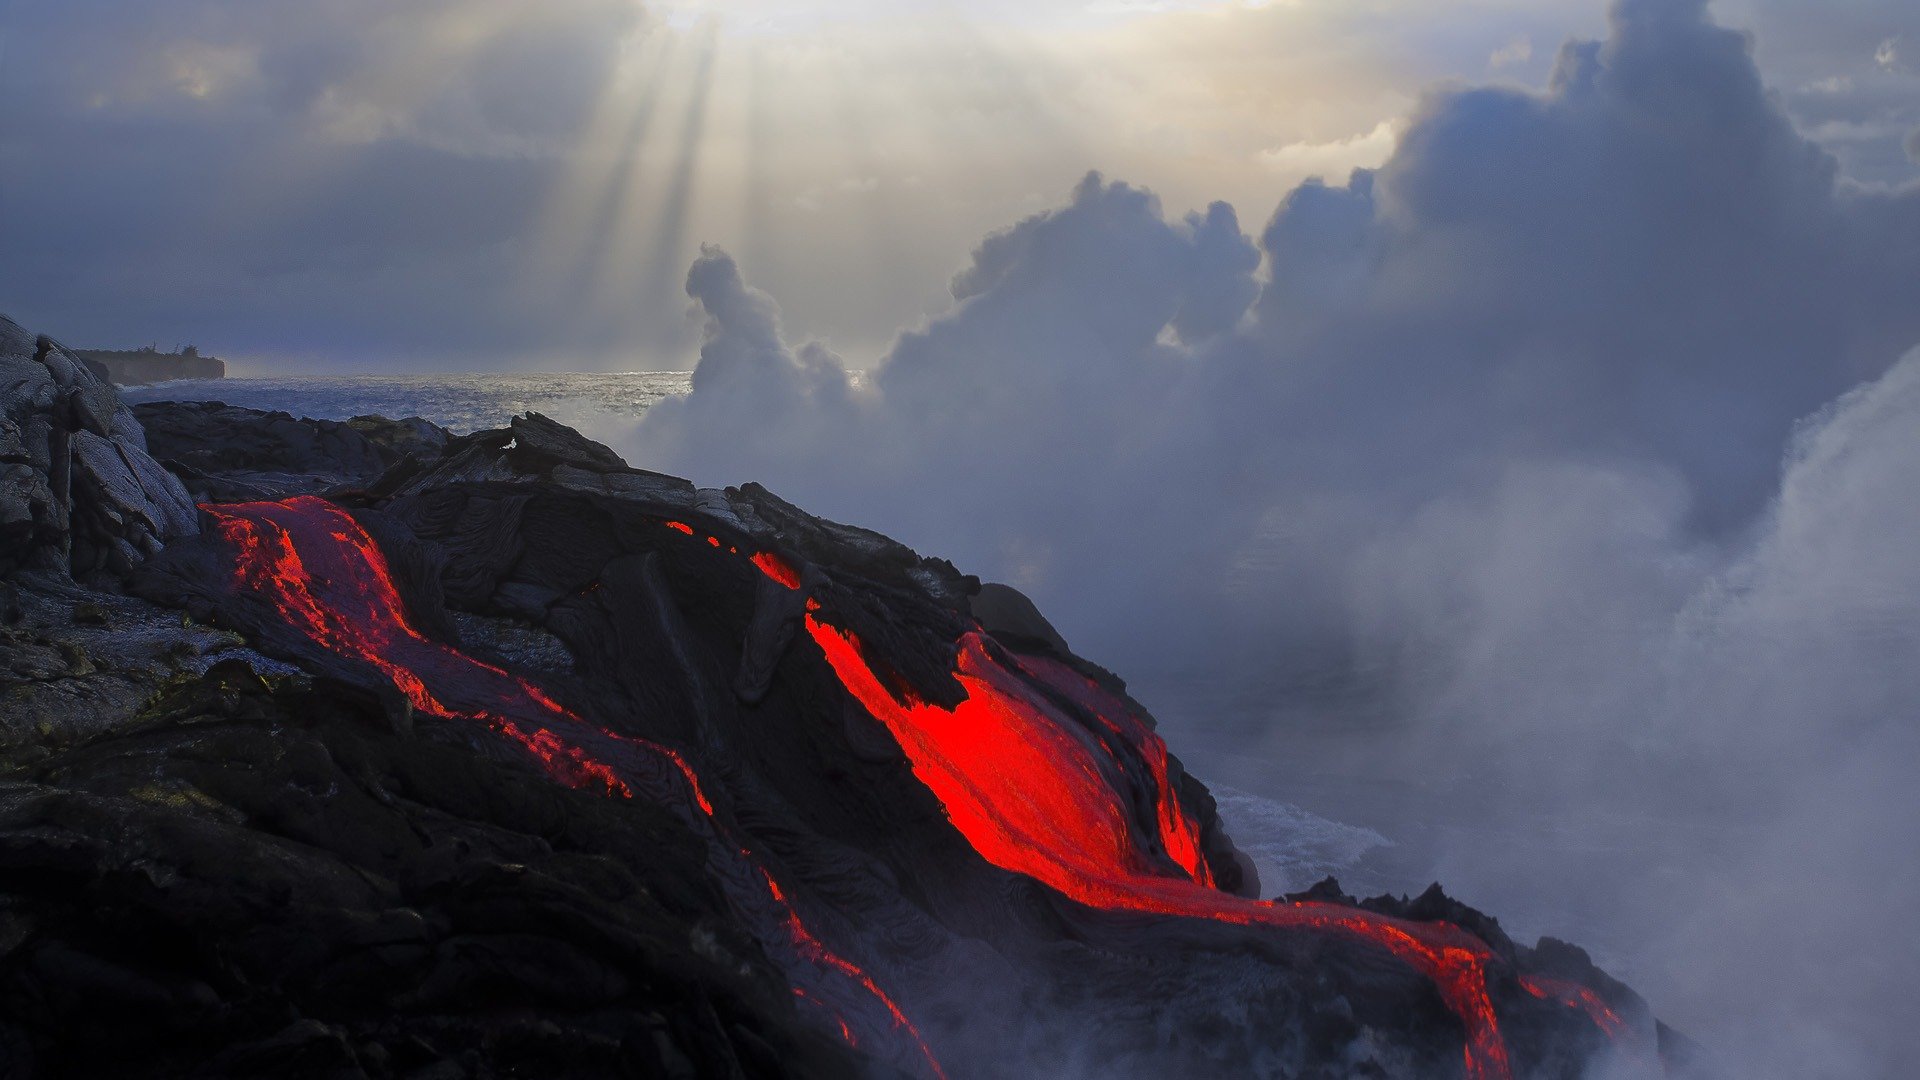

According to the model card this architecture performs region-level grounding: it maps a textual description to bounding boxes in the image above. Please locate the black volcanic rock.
[0,662,875,1079]
[0,396,1676,1079]
[967,582,1072,656]
[0,317,197,579]
[132,400,449,501]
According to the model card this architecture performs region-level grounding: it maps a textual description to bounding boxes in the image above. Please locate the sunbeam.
[14,0,1920,1077]
[531,28,678,320]
[630,22,719,308]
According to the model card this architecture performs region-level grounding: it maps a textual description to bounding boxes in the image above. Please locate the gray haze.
[624,1,1920,1076]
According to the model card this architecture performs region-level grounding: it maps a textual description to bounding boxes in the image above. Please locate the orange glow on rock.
[1522,975,1632,1040]
[734,522,1634,1079]
[1013,653,1216,887]
[204,497,943,1079]
[751,550,805,590]
[199,498,1629,1080]
[805,616,1519,1080]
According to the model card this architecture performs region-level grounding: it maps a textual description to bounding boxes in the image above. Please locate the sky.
[1,0,1916,371]
[9,2,1920,1077]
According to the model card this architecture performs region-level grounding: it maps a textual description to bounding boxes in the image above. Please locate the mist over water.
[605,2,1920,1076]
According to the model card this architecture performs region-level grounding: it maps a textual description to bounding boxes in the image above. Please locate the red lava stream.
[803,618,1517,1080]
[758,545,1630,1080]
[203,495,1630,1080]
[204,498,944,1078]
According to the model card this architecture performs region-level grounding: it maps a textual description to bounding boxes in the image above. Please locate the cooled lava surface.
[1,399,1680,1079]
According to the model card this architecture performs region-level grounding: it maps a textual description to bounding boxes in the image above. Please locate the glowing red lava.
[202,497,944,1079]
[1013,653,1216,888]
[1522,975,1632,1040]
[202,493,1633,1080]
[751,550,805,590]
[734,546,1633,1080]
[802,618,1516,1078]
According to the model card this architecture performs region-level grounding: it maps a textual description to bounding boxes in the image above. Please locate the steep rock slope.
[0,343,1688,1078]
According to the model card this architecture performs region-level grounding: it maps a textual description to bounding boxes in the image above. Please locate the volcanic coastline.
[0,314,1698,1079]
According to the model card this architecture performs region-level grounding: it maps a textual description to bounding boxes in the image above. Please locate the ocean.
[118,372,695,436]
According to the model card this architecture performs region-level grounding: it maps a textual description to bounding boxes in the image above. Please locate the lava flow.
[1522,975,1631,1041]
[802,618,1514,1078]
[201,497,945,1079]
[729,538,1631,1080]
[735,541,1523,1078]
[200,493,1628,1080]
[1013,652,1216,887]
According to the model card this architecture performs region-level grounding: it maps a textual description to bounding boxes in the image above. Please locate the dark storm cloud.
[625,2,1920,1073]
[0,0,647,366]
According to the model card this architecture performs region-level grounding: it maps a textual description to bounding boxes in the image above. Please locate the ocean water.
[119,372,693,435]
[1208,785,1390,897]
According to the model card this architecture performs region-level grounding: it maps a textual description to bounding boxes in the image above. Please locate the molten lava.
[1522,975,1634,1041]
[201,493,1634,1080]
[1013,653,1216,888]
[739,539,1638,1079]
[203,497,943,1078]
[751,550,805,590]
[803,618,1515,1079]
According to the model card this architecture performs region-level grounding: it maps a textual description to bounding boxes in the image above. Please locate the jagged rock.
[70,431,197,543]
[0,666,873,1080]
[133,400,451,501]
[0,574,283,765]
[344,413,446,463]
[363,412,698,512]
[0,464,52,531]
[969,581,1072,655]
[0,399,1673,1080]
[0,316,196,580]
[504,412,626,472]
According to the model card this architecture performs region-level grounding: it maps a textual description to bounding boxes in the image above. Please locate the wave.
[1209,784,1389,897]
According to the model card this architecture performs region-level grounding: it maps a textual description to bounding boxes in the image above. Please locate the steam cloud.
[625,0,1920,1075]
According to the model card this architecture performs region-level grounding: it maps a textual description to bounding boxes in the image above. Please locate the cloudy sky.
[2,0,1915,370]
[9,2,1920,1076]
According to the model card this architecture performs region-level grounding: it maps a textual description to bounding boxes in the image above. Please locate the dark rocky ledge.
[0,315,1703,1080]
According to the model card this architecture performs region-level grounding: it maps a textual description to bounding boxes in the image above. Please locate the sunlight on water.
[119,372,695,436]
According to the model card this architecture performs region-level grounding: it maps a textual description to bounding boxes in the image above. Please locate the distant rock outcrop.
[0,316,198,578]
[73,345,224,385]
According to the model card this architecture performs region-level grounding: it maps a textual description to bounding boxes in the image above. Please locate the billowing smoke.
[623,0,1920,1074]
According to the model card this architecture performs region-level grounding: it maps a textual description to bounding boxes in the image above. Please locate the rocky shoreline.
[0,314,1692,1079]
